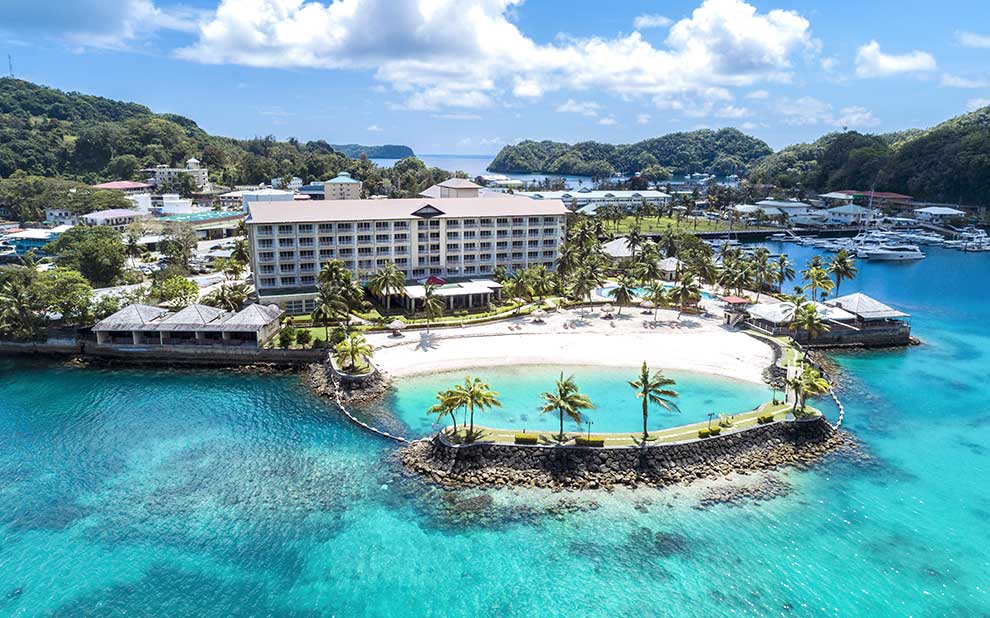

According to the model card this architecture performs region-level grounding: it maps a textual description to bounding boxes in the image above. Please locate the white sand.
[368,306,772,385]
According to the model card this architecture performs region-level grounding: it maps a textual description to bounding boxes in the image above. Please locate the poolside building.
[93,303,282,348]
[913,206,966,223]
[246,195,569,313]
[2,225,73,256]
[520,188,671,214]
[80,209,147,231]
[744,293,911,347]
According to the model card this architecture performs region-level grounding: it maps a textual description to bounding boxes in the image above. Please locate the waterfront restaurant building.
[246,195,569,313]
[93,303,282,347]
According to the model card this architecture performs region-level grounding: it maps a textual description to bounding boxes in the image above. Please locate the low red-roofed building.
[92,180,154,195]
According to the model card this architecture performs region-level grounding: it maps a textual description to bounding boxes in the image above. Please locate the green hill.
[487,128,773,177]
[0,78,416,188]
[749,106,990,205]
[330,144,414,159]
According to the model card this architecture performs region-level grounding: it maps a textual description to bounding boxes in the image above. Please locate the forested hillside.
[749,106,990,205]
[487,129,773,177]
[0,79,419,189]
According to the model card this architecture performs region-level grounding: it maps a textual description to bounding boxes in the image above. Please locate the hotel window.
[480,218,493,226]
[496,217,508,225]
[393,222,408,230]
[257,239,273,248]
[465,266,476,274]
[376,247,391,255]
[300,250,314,259]
[278,238,295,247]
[512,217,524,225]
[496,252,507,260]
[480,230,492,238]
[357,234,372,244]
[280,276,297,285]
[298,237,314,247]
[319,236,333,246]
[319,249,334,258]
[278,250,295,260]
[496,241,508,249]
[339,248,354,257]
[394,233,407,241]
[464,242,476,251]
[278,224,294,234]
[257,225,273,235]
[359,259,374,269]
[447,231,460,239]
[260,277,276,287]
[376,259,389,267]
[280,264,296,273]
[528,251,539,259]
[528,240,539,248]
[298,224,313,233]
[301,275,316,285]
[543,216,557,224]
[543,250,555,258]
[394,245,408,254]
[430,232,440,240]
[413,269,426,277]
[543,239,556,247]
[375,221,390,230]
[318,223,333,232]
[396,258,408,266]
[543,227,555,235]
[336,223,353,231]
[300,263,315,272]
[358,247,373,256]
[512,241,524,248]
[338,235,353,244]
[512,230,525,237]
[259,265,275,274]
[376,234,390,243]
[259,252,274,262]
[528,217,540,224]
[480,242,492,250]
[447,243,460,252]
[480,253,492,261]
[463,218,476,225]
[464,231,476,239]
[448,255,459,263]
[357,222,372,231]
[512,252,523,260]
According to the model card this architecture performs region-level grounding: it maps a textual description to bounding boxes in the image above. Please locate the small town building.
[825,204,873,226]
[44,207,79,226]
[913,206,966,223]
[271,176,304,191]
[93,303,282,348]
[520,188,671,213]
[145,158,209,189]
[91,180,155,195]
[420,178,482,199]
[2,225,73,255]
[744,293,910,346]
[81,209,147,231]
[401,279,503,311]
[326,171,363,200]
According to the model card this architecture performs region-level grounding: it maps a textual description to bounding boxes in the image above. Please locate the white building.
[158,193,195,215]
[754,200,819,217]
[127,193,154,213]
[271,176,304,191]
[913,206,966,223]
[825,204,873,226]
[44,207,79,226]
[91,180,155,195]
[420,178,482,199]
[520,188,671,213]
[147,158,209,189]
[81,209,147,231]
[325,171,363,200]
[247,195,569,313]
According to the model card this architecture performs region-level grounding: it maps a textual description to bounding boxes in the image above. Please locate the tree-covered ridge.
[487,129,773,177]
[749,104,990,205]
[330,144,415,159]
[0,78,415,189]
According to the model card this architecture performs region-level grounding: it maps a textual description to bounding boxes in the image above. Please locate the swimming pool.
[595,284,716,301]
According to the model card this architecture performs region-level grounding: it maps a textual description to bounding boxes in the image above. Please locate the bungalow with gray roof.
[93,303,282,347]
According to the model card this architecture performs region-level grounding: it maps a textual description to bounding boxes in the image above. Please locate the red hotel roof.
[92,180,153,190]
[720,296,751,305]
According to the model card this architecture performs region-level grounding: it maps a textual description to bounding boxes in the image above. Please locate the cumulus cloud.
[940,74,990,88]
[178,0,815,110]
[3,0,201,49]
[636,113,651,124]
[956,31,990,48]
[366,124,383,132]
[634,14,673,29]
[854,41,936,78]
[967,98,990,111]
[775,96,879,128]
[597,116,618,126]
[431,113,483,120]
[555,99,601,117]
[715,105,750,118]
[745,90,769,99]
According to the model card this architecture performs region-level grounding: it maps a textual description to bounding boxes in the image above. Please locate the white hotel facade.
[246,195,570,313]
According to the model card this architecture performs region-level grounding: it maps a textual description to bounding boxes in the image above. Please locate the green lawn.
[447,402,817,447]
[610,216,773,235]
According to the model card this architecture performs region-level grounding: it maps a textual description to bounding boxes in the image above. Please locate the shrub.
[708,426,721,436]
[328,327,347,346]
[295,329,313,347]
[514,434,538,445]
[698,428,711,438]
[278,326,297,349]
[574,436,604,447]
[757,414,775,424]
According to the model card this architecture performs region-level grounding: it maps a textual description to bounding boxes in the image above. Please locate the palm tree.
[669,274,701,319]
[312,284,344,342]
[318,259,352,287]
[528,265,556,304]
[232,238,250,265]
[540,373,594,442]
[568,267,598,314]
[504,270,534,304]
[422,283,445,332]
[628,361,679,441]
[789,303,831,340]
[124,231,143,270]
[334,333,373,372]
[774,254,795,291]
[0,279,38,340]
[643,282,669,322]
[368,261,406,314]
[751,248,772,301]
[625,225,644,257]
[607,274,636,315]
[827,250,858,296]
[427,389,459,432]
[787,365,830,416]
[447,376,501,440]
[803,266,834,302]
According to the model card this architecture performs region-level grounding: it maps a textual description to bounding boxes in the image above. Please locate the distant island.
[330,144,415,159]
[487,129,772,178]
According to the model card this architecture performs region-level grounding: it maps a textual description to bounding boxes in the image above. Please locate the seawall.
[401,416,847,490]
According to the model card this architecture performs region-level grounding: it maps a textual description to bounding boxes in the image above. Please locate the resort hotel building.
[246,195,570,314]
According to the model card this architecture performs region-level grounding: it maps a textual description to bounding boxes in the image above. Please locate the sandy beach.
[368,305,773,385]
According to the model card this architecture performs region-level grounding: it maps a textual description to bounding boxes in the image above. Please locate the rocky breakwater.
[401,417,851,490]
[307,360,391,406]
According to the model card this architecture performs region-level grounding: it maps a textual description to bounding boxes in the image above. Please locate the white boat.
[860,245,926,261]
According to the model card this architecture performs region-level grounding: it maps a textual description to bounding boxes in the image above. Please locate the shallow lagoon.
[1,246,989,616]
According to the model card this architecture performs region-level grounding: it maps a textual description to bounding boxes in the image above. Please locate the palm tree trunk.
[468,401,475,437]
[642,398,648,441]
[559,410,564,441]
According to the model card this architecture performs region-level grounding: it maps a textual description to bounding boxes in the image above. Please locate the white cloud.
[966,98,990,111]
[820,56,838,72]
[3,0,202,49]
[634,14,673,29]
[556,99,601,117]
[479,136,503,146]
[740,121,758,130]
[715,105,750,118]
[745,90,769,99]
[940,74,990,89]
[179,0,815,110]
[775,96,879,128]
[854,41,936,78]
[431,113,483,120]
[636,113,651,124]
[366,124,383,132]
[597,116,618,126]
[956,31,990,49]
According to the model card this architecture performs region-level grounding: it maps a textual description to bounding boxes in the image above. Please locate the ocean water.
[1,245,989,616]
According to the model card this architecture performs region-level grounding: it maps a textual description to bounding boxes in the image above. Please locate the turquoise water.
[596,283,717,301]
[380,366,771,436]
[1,244,989,615]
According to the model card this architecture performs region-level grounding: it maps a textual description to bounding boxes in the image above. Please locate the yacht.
[860,245,926,261]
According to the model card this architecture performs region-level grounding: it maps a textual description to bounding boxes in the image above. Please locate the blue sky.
[3,0,990,154]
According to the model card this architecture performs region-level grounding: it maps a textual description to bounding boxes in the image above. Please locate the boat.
[859,245,926,261]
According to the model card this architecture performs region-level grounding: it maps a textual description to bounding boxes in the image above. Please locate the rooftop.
[246,196,569,224]
[92,180,154,191]
[521,189,670,200]
[94,303,282,333]
[826,293,909,319]
[913,206,966,215]
[437,178,482,189]
[327,171,361,184]
[82,209,145,221]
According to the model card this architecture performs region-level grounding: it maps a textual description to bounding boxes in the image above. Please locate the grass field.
[611,216,773,235]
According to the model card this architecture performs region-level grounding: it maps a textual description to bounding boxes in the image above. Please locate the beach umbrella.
[531,308,547,323]
[602,304,615,313]
[388,319,406,336]
[640,299,655,309]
